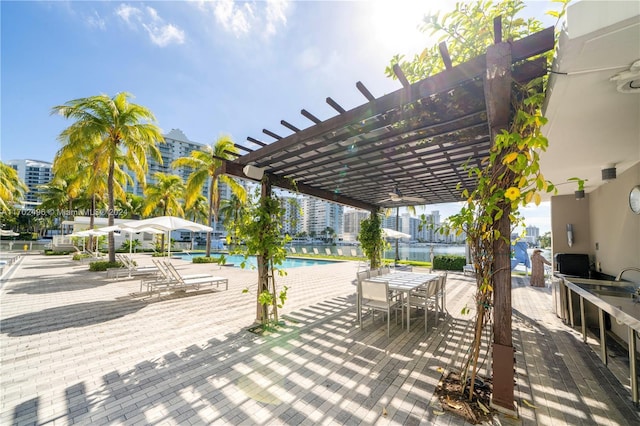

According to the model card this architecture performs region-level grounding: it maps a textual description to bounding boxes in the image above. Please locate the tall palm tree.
[219,193,246,250]
[0,161,27,212]
[172,135,246,257]
[52,92,163,262]
[53,145,129,250]
[184,194,208,250]
[115,192,145,219]
[143,173,185,252]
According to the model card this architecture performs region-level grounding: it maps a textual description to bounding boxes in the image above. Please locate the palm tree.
[184,194,208,250]
[51,92,163,262]
[53,146,128,250]
[219,193,246,250]
[0,161,27,212]
[143,173,185,253]
[115,192,145,219]
[172,135,246,257]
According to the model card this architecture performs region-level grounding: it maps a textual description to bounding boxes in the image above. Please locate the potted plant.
[568,177,587,199]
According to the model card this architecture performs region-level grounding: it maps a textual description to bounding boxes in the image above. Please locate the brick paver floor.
[1,253,638,425]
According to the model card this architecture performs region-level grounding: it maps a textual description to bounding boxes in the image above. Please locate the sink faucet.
[615,267,640,282]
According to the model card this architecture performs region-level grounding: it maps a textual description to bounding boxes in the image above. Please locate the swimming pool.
[172,253,340,269]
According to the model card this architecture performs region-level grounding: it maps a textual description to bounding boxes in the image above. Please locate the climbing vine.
[357,211,387,269]
[230,185,292,327]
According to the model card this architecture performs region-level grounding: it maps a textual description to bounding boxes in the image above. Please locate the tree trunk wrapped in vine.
[357,210,385,270]
[230,180,291,327]
[388,0,568,408]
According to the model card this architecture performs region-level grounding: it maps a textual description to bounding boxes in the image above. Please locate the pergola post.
[484,36,516,413]
[256,177,272,323]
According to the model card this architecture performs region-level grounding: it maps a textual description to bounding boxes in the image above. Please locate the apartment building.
[302,197,344,239]
[5,159,53,206]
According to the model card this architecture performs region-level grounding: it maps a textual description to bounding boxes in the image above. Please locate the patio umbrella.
[0,230,19,237]
[73,229,108,255]
[122,216,213,258]
[382,228,411,239]
[101,224,164,274]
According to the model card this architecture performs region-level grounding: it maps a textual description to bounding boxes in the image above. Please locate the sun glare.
[365,0,449,58]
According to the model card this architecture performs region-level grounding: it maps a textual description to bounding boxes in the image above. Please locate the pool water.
[172,253,340,269]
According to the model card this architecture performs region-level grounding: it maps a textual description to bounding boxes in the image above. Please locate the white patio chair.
[355,270,370,323]
[436,272,448,321]
[360,279,401,337]
[406,278,439,332]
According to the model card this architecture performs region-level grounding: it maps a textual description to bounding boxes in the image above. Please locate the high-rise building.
[302,197,344,239]
[279,195,303,236]
[128,129,216,199]
[5,159,53,206]
[343,209,369,241]
[525,225,540,245]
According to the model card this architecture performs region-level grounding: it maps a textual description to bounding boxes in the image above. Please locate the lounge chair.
[301,248,308,255]
[290,247,298,255]
[312,248,320,255]
[325,248,332,256]
[107,254,159,279]
[140,260,227,296]
[164,262,228,291]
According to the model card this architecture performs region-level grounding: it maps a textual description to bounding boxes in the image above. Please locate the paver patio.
[1,254,638,425]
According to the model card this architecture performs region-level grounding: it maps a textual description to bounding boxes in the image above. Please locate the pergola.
[220,19,554,413]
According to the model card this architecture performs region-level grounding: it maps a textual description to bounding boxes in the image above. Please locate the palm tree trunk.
[107,159,116,263]
[88,194,96,252]
[206,179,214,257]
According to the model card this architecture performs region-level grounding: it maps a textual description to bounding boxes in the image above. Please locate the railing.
[558,277,640,404]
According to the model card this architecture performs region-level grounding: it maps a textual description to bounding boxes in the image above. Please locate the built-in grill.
[554,253,591,278]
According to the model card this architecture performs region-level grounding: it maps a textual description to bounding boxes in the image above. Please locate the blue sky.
[0,0,557,232]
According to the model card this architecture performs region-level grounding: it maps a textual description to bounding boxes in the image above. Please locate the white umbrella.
[101,224,164,273]
[0,230,19,237]
[72,229,108,255]
[122,216,213,258]
[382,228,411,239]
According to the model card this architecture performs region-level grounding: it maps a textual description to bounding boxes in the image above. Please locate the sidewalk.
[1,254,638,425]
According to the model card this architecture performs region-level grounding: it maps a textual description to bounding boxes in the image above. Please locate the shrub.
[89,261,122,271]
[45,250,73,256]
[433,255,466,271]
[72,253,92,261]
[193,256,222,264]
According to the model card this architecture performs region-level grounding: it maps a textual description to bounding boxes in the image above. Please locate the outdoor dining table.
[366,272,440,332]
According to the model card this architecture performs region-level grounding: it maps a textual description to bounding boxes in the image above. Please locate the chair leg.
[387,308,390,337]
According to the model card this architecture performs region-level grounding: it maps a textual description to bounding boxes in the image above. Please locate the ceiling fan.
[380,186,425,204]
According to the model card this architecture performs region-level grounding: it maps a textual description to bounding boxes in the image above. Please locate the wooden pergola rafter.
[220,26,553,214]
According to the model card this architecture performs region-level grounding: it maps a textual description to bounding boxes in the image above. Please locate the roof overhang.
[541,1,640,197]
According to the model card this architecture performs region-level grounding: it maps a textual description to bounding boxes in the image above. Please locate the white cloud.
[115,4,140,26]
[115,3,185,47]
[199,0,289,39]
[265,0,288,36]
[86,11,106,30]
[144,23,186,47]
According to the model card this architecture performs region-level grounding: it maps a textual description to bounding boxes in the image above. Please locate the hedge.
[432,255,466,271]
[89,261,123,271]
[192,256,222,264]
